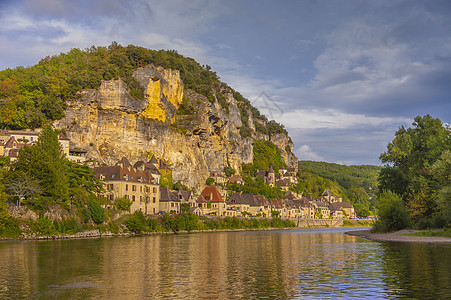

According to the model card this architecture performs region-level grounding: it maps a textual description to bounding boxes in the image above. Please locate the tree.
[13,124,69,201]
[373,190,410,232]
[88,200,105,225]
[224,166,236,177]
[5,171,41,205]
[378,115,451,221]
[430,150,451,225]
[206,177,215,186]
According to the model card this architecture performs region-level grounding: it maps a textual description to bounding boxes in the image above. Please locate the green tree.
[13,124,69,201]
[206,177,215,186]
[379,115,451,221]
[114,197,133,212]
[373,190,410,232]
[430,150,451,226]
[88,200,105,225]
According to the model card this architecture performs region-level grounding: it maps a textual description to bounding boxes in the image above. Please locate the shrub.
[31,217,56,236]
[114,197,132,212]
[88,201,105,225]
[372,190,410,232]
[0,215,21,238]
[125,211,147,233]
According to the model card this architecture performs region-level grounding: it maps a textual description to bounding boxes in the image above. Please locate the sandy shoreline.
[346,229,451,243]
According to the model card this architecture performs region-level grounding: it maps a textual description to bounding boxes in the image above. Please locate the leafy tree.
[224,166,236,177]
[13,124,69,201]
[125,211,146,233]
[114,197,133,212]
[379,115,451,221]
[372,190,410,232]
[88,200,105,225]
[206,177,215,186]
[430,150,451,225]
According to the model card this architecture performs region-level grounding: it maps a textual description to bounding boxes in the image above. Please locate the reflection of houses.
[94,157,160,214]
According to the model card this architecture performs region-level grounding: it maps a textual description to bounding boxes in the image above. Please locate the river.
[0,228,450,299]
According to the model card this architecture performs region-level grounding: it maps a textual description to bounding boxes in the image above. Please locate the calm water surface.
[0,228,450,299]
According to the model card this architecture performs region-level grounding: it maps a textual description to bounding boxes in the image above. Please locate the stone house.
[275,179,291,192]
[256,167,276,187]
[329,202,355,219]
[227,193,251,216]
[94,157,160,214]
[228,174,244,185]
[199,186,227,216]
[159,187,180,214]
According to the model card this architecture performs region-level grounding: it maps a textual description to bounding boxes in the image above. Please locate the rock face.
[54,65,297,191]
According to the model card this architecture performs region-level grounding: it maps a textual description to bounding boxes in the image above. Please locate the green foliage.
[160,169,173,189]
[180,203,191,213]
[372,190,410,232]
[114,197,132,212]
[0,214,21,238]
[125,211,147,233]
[12,124,69,202]
[224,166,236,177]
[88,201,105,225]
[206,177,215,186]
[378,115,451,222]
[172,181,189,191]
[30,217,56,236]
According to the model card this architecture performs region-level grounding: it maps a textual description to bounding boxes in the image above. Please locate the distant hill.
[298,161,382,217]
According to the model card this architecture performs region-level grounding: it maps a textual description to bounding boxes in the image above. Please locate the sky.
[1,0,450,166]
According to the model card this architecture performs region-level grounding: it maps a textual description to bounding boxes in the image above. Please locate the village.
[1,129,356,220]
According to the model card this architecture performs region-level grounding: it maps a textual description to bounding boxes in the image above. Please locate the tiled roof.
[200,186,224,202]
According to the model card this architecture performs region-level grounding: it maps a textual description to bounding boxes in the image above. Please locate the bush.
[31,217,56,236]
[88,201,105,225]
[372,190,410,232]
[114,197,132,212]
[0,215,21,238]
[125,211,147,233]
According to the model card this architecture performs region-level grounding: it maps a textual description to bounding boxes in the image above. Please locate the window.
[171,203,174,207]
[153,187,157,193]
[153,197,156,203]
[132,185,136,192]
[125,184,128,191]
[125,195,129,199]
[132,195,135,201]
[140,186,142,192]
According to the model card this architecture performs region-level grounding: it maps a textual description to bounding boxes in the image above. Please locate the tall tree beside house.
[378,115,451,224]
[12,124,69,203]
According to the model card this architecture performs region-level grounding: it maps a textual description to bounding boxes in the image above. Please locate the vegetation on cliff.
[374,115,451,232]
[0,43,288,141]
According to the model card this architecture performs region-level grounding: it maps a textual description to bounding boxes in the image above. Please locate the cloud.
[296,145,325,162]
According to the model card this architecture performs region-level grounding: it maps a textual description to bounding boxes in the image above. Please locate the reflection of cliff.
[54,65,297,190]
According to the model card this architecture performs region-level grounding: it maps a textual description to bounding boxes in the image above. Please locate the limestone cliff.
[54,65,296,191]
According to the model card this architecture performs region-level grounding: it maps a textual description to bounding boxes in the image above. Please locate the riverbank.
[346,229,451,243]
[0,226,302,242]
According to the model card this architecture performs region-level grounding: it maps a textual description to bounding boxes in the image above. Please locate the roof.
[116,157,132,168]
[229,174,244,184]
[149,154,158,164]
[94,165,154,184]
[256,170,268,178]
[200,186,224,202]
[275,180,290,187]
[322,189,334,197]
[160,188,180,202]
[196,195,208,204]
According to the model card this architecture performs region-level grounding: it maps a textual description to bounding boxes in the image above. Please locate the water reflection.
[0,229,450,299]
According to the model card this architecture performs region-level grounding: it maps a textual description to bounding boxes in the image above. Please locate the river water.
[0,228,450,299]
